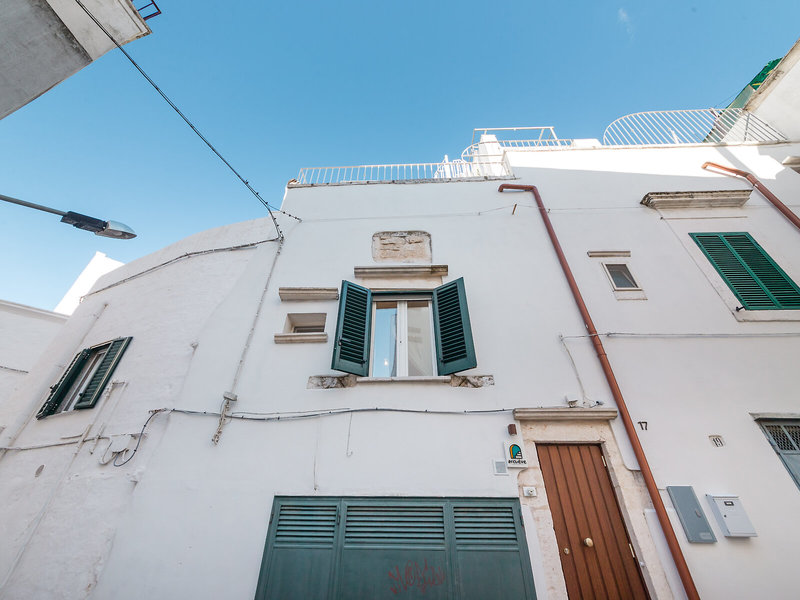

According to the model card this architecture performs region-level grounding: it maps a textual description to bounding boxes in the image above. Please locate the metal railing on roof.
[470,126,563,146]
[461,127,574,160]
[292,110,787,187]
[602,108,786,146]
[294,156,511,185]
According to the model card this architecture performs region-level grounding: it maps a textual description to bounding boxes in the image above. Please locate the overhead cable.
[73,0,302,237]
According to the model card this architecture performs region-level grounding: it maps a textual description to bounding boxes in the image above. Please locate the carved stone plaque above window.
[372,231,432,263]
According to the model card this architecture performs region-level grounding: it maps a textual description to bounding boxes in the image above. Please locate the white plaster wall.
[0,300,66,430]
[0,220,277,599]
[2,140,800,598]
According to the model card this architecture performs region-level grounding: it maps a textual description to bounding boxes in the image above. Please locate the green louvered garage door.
[255,497,536,600]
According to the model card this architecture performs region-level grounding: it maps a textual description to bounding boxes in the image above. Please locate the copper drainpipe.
[702,161,800,232]
[498,183,701,600]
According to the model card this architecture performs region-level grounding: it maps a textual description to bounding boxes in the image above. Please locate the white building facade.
[2,51,800,599]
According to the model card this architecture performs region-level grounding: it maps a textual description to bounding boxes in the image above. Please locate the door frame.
[513,410,676,599]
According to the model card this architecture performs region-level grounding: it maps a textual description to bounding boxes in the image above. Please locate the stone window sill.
[274,333,328,344]
[307,374,494,389]
[278,287,338,301]
[732,309,800,322]
[356,376,451,384]
[613,289,647,301]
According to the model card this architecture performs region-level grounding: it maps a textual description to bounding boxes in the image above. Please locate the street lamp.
[0,193,136,239]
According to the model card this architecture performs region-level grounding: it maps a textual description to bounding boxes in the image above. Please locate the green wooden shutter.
[73,337,132,410]
[691,233,800,309]
[331,281,372,376]
[257,497,536,600]
[452,502,536,600]
[255,499,339,600]
[339,502,449,599]
[432,278,476,375]
[36,349,90,419]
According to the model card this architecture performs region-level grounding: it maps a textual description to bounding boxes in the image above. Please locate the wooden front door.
[537,444,649,599]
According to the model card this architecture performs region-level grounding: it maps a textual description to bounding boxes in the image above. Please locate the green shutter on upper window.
[73,337,132,410]
[433,278,477,375]
[331,281,372,376]
[691,232,800,310]
[36,349,90,419]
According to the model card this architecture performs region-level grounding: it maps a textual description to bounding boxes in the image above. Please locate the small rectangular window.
[37,337,132,419]
[603,263,640,290]
[284,313,326,334]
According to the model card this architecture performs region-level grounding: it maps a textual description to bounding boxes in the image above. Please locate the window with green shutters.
[331,278,476,377]
[37,337,132,418]
[691,232,800,310]
[255,497,537,600]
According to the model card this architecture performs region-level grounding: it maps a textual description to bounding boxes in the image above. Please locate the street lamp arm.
[0,193,66,217]
[0,193,136,239]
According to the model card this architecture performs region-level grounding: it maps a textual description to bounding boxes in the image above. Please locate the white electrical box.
[705,495,757,538]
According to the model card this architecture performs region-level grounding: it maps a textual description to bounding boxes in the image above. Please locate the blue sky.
[1,1,799,309]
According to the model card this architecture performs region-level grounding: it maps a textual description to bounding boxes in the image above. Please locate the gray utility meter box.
[705,495,757,537]
[666,486,716,543]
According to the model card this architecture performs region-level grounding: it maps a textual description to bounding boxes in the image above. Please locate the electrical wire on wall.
[72,0,302,238]
[212,236,284,444]
[85,236,280,297]
[177,406,514,422]
[109,405,514,465]
[112,408,168,467]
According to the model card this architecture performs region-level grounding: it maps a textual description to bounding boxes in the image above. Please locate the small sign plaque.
[504,441,528,468]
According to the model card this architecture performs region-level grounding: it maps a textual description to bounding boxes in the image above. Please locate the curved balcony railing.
[602,108,786,146]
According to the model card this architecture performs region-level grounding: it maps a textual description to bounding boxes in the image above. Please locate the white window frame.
[602,262,641,291]
[57,347,109,413]
[369,295,436,377]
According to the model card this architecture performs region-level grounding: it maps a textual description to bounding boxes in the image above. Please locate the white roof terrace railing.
[602,108,786,146]
[294,155,512,186]
[462,110,786,157]
[292,110,787,186]
[462,127,574,159]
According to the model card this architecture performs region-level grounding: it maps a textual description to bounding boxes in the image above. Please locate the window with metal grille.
[691,232,800,310]
[760,420,800,490]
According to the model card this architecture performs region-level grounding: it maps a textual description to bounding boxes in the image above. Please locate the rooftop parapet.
[291,109,788,187]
